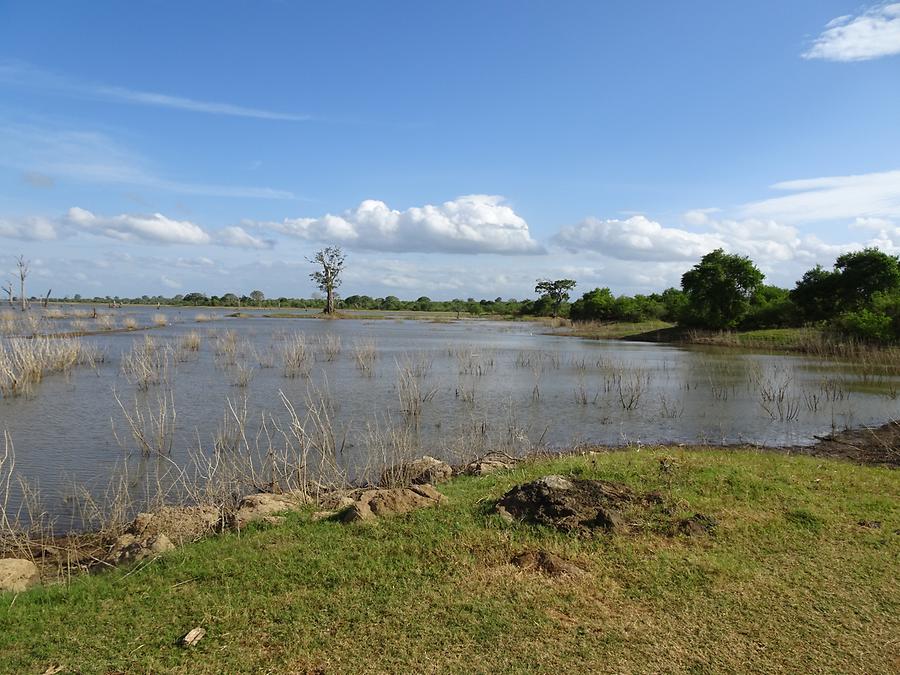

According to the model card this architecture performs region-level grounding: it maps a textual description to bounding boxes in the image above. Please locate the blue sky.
[1,1,899,299]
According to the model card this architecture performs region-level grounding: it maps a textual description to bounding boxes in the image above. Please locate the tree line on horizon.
[15,245,900,343]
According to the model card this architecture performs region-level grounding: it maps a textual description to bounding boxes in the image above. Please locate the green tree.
[534,279,577,317]
[249,290,265,306]
[569,287,616,321]
[680,249,764,329]
[833,248,900,308]
[790,265,839,322]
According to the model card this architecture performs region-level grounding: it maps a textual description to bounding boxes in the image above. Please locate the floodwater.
[1,305,898,524]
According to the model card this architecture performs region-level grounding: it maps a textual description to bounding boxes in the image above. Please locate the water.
[2,306,899,524]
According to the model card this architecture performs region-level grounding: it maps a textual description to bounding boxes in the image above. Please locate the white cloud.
[739,170,900,223]
[682,208,720,227]
[0,61,308,121]
[555,215,721,261]
[216,225,273,249]
[259,195,543,255]
[66,207,212,245]
[803,3,900,61]
[0,215,58,241]
[161,275,182,289]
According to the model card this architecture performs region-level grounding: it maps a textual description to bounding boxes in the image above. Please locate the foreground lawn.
[1,448,898,673]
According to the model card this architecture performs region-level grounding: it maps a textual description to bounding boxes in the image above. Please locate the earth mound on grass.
[497,475,650,532]
[496,474,676,533]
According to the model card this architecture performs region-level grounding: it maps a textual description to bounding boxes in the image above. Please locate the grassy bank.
[1,447,898,673]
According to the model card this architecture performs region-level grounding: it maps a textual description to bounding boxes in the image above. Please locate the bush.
[835,309,894,342]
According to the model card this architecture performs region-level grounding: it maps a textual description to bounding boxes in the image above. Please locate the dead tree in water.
[308,246,345,315]
[2,281,12,306]
[42,289,52,308]
[16,256,29,311]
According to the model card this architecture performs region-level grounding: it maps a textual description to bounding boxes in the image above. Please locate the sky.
[1,1,899,300]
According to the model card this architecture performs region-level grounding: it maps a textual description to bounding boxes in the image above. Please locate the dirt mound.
[496,475,646,532]
[511,550,585,577]
[128,505,223,544]
[341,484,447,522]
[796,422,900,468]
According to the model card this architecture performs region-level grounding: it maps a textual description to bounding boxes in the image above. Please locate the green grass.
[2,448,898,673]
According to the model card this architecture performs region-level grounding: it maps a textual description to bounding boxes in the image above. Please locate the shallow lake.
[2,305,898,526]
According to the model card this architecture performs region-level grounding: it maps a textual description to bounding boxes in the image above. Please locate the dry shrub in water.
[0,336,95,398]
[121,335,172,390]
[180,330,202,352]
[316,333,342,362]
[281,333,310,378]
[96,314,116,331]
[353,337,377,375]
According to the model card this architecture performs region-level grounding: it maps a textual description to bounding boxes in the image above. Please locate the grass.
[1,448,898,673]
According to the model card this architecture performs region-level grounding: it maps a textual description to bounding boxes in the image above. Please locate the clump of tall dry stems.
[121,335,172,390]
[0,336,98,398]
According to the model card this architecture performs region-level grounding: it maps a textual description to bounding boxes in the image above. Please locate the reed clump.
[281,333,310,378]
[352,338,377,375]
[0,336,95,398]
[121,335,171,390]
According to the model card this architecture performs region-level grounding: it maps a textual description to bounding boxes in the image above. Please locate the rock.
[677,513,718,536]
[342,484,447,523]
[464,452,518,476]
[496,505,515,524]
[0,558,40,593]
[319,493,356,511]
[109,533,175,564]
[230,492,309,530]
[592,506,626,532]
[408,456,453,484]
[180,627,206,647]
[127,505,222,545]
[511,550,585,578]
[496,474,635,532]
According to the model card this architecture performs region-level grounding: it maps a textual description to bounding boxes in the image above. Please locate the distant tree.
[221,293,240,307]
[790,265,838,322]
[182,292,208,306]
[569,287,616,322]
[681,249,764,329]
[534,278,577,317]
[16,255,29,311]
[249,290,265,306]
[742,285,796,329]
[833,248,900,308]
[309,246,346,314]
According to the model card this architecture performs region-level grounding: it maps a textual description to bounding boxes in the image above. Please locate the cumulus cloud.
[550,208,891,285]
[216,225,273,249]
[803,3,900,61]
[258,195,543,254]
[66,207,212,245]
[554,215,721,261]
[739,170,900,223]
